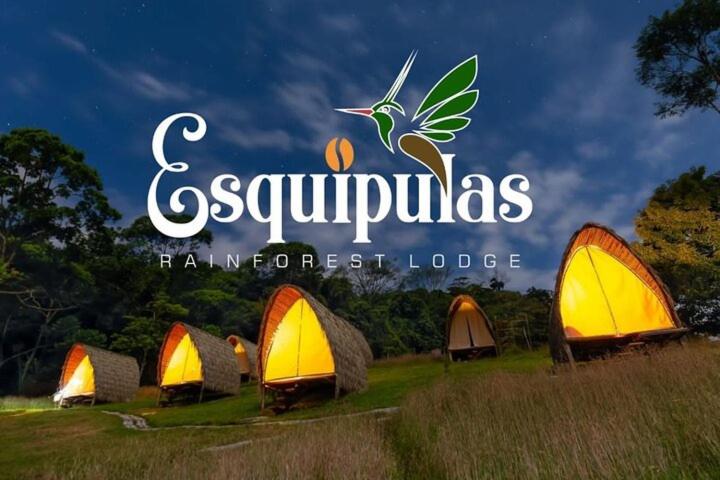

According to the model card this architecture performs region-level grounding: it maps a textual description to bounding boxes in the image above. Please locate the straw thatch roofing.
[157,322,240,395]
[446,294,498,352]
[549,223,685,363]
[59,343,139,403]
[226,335,258,378]
[257,284,372,394]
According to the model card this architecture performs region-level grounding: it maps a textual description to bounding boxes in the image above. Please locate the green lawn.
[110,349,549,426]
[0,407,276,479]
[0,350,549,479]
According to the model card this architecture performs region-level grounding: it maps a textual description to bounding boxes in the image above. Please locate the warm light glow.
[233,341,250,374]
[448,300,494,350]
[264,298,335,383]
[560,245,674,338]
[58,355,95,399]
[161,333,203,386]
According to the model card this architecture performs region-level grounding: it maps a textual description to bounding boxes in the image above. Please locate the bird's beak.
[335,107,373,117]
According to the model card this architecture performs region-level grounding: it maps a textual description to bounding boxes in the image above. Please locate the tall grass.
[395,345,720,479]
[58,418,394,480]
[56,440,213,480]
[213,418,394,479]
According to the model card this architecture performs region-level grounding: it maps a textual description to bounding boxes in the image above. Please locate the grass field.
[2,345,720,479]
[108,349,547,426]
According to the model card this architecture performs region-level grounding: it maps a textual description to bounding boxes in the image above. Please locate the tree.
[0,129,119,391]
[0,129,119,263]
[237,242,325,298]
[489,276,505,291]
[348,259,399,296]
[635,0,720,117]
[49,316,107,350]
[448,276,471,294]
[634,166,720,331]
[319,269,354,311]
[180,287,259,339]
[7,243,96,390]
[402,265,452,291]
[121,214,212,259]
[111,315,165,381]
[111,293,188,380]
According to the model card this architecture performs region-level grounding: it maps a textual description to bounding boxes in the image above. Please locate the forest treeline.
[0,128,717,395]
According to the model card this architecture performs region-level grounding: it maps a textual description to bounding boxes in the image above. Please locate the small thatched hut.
[257,285,372,406]
[55,343,139,407]
[157,322,240,402]
[446,295,498,361]
[550,223,687,363]
[226,335,258,380]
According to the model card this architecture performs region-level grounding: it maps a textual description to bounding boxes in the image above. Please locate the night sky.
[2,1,718,289]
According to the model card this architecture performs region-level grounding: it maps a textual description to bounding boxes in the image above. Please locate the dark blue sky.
[2,1,718,289]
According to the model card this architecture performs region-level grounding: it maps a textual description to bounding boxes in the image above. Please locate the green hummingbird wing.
[411,55,478,143]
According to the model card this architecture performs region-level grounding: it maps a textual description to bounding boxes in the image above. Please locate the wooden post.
[522,322,532,350]
[334,382,340,400]
[198,384,205,404]
[260,385,265,410]
[563,342,576,370]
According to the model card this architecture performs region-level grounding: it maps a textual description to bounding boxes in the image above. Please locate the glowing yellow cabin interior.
[560,245,674,339]
[161,333,203,386]
[233,341,250,374]
[448,299,494,350]
[62,355,95,398]
[264,298,335,384]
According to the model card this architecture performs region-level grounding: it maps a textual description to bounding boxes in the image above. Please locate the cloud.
[218,125,294,151]
[51,30,87,54]
[187,52,372,154]
[576,140,610,160]
[50,29,198,103]
[7,72,41,97]
[507,150,585,246]
[320,14,361,33]
[633,115,690,165]
[194,98,296,152]
[532,42,640,126]
[275,81,349,150]
[128,71,192,101]
[93,60,199,102]
[543,9,597,56]
[635,131,682,165]
[529,37,700,171]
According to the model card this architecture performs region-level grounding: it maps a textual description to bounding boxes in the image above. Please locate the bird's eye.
[380,106,389,113]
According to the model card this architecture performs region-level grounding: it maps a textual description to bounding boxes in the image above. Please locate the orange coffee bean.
[325,137,354,172]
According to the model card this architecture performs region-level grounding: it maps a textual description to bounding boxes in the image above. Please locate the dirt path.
[101,406,400,432]
[102,411,153,430]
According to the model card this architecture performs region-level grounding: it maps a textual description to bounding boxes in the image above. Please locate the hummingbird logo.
[336,51,478,192]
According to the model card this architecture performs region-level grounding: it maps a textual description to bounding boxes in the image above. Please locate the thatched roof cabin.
[257,285,372,402]
[550,223,687,363]
[446,294,498,360]
[56,343,139,406]
[226,335,258,378]
[157,322,240,398]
